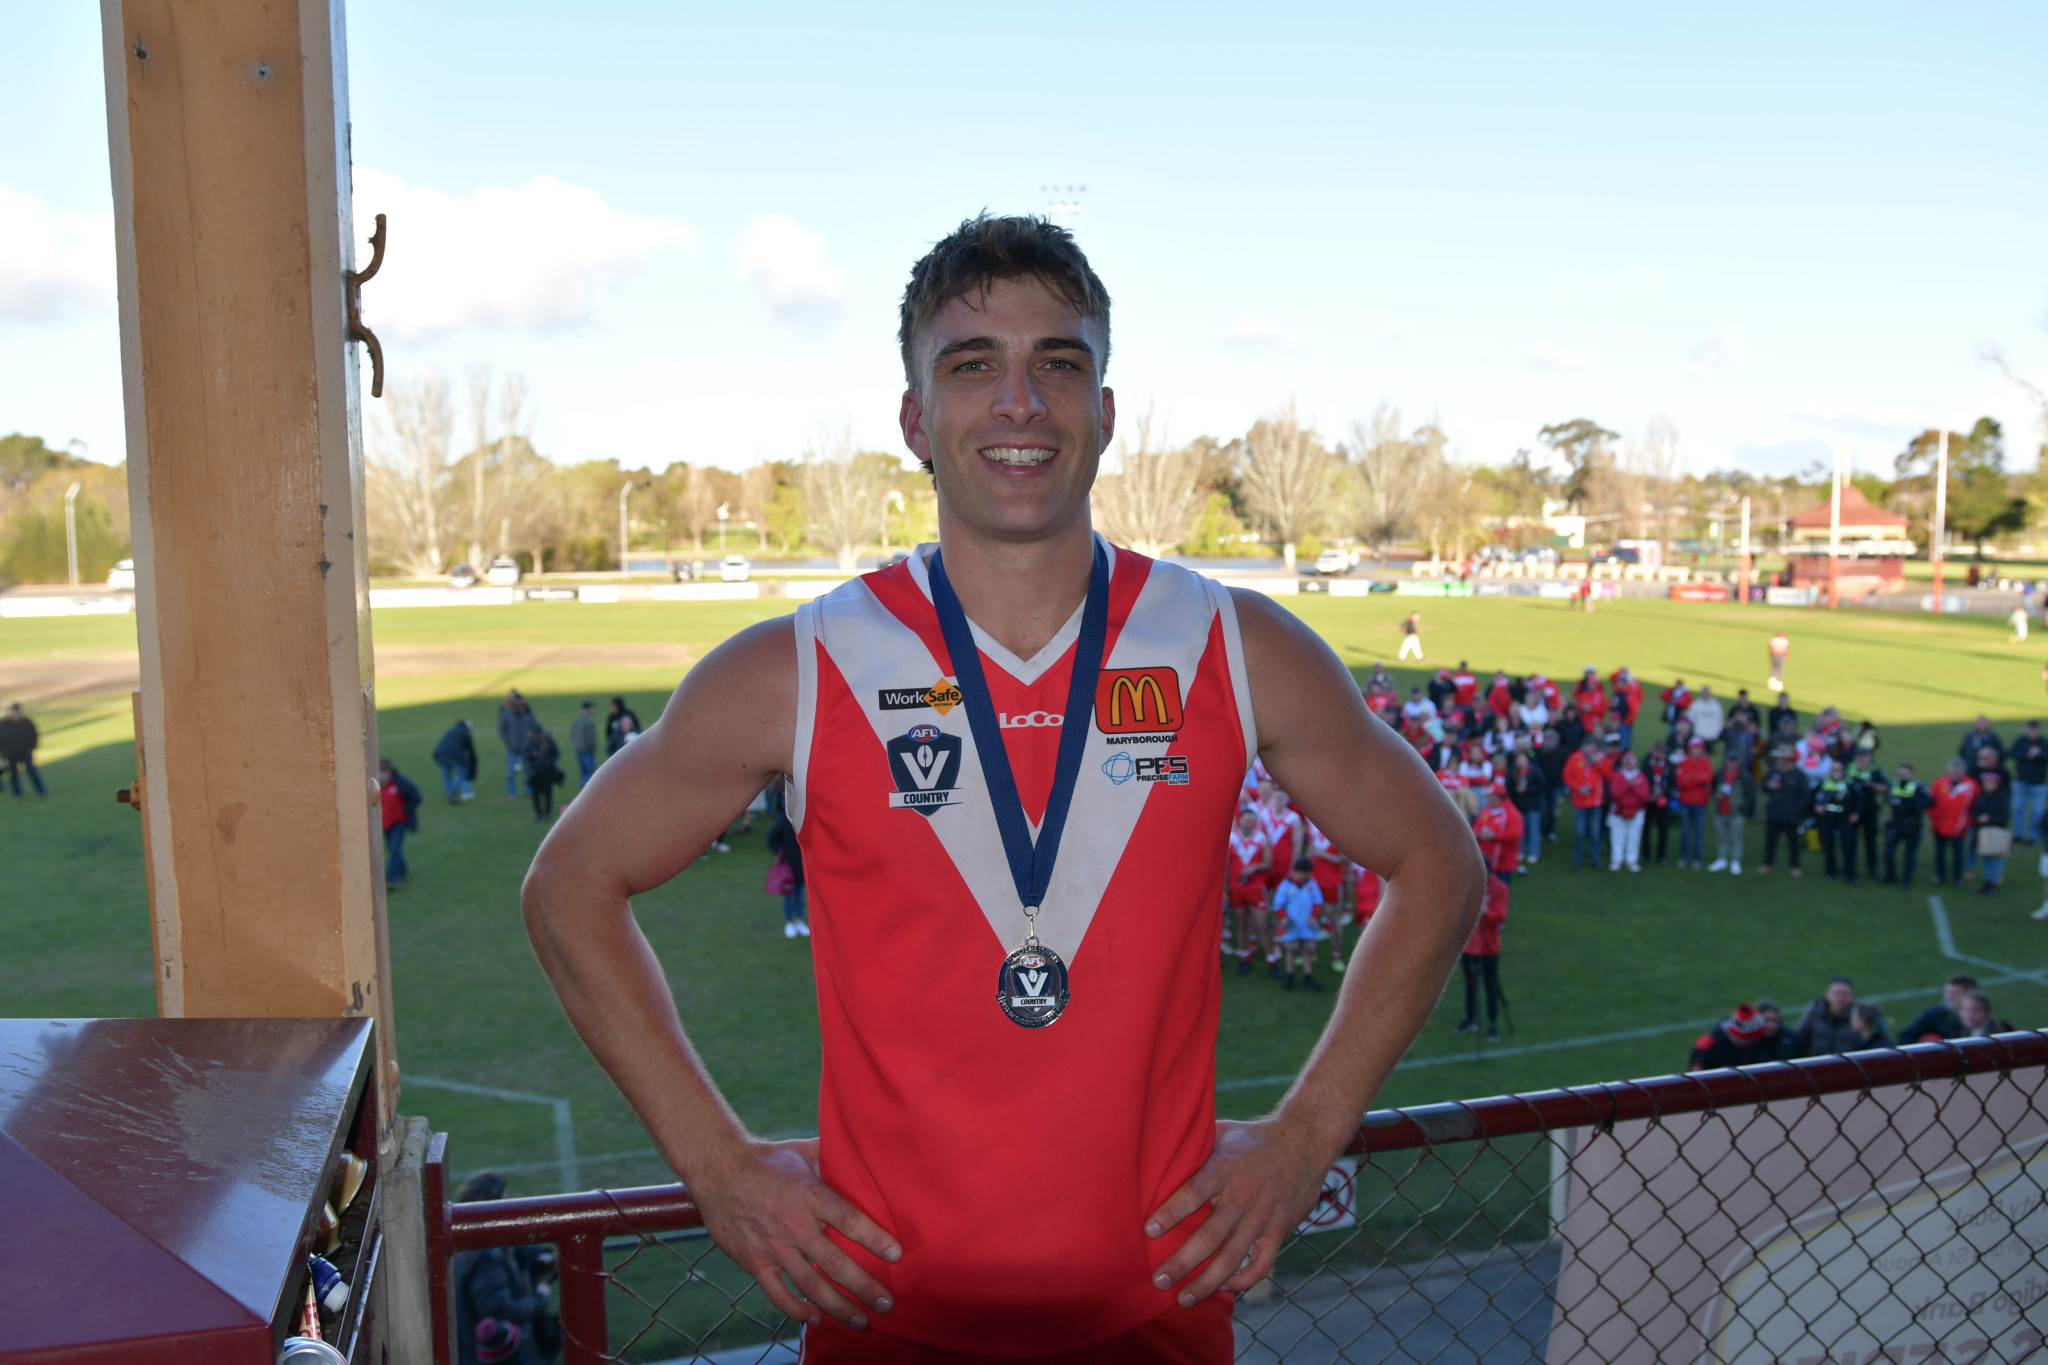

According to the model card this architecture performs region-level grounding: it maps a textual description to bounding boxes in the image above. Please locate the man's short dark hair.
[898,214,1112,388]
[1949,973,1979,990]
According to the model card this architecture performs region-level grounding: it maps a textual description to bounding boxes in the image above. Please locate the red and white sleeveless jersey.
[789,539,1256,1352]
[1226,829,1268,887]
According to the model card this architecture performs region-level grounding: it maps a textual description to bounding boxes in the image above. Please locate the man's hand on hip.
[692,1138,902,1331]
[1142,1119,1327,1304]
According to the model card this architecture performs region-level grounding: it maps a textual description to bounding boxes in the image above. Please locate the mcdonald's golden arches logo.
[1094,667,1183,734]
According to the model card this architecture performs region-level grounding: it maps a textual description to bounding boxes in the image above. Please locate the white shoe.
[713,840,731,853]
[2032,903,2048,922]
[784,922,798,938]
[1628,862,1642,872]
[1330,956,1346,973]
[1707,859,1726,871]
[1730,862,1742,875]
[796,921,811,937]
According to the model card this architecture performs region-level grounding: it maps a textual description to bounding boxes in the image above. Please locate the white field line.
[407,1075,578,1192]
[1928,894,2048,985]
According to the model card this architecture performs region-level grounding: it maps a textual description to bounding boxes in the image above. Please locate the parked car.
[484,556,523,587]
[107,559,136,590]
[447,562,478,588]
[719,554,751,582]
[1311,548,1351,576]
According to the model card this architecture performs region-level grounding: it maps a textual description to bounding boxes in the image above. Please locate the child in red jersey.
[1226,807,1272,974]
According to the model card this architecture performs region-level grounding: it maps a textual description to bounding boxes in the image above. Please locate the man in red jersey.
[1451,661,1478,709]
[521,216,1482,1360]
[1473,780,1523,878]
[1573,666,1608,729]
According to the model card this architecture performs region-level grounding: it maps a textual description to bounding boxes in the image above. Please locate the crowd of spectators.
[1361,660,2048,914]
[1690,974,2013,1071]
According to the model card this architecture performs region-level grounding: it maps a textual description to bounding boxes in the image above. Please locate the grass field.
[3,593,2046,1199]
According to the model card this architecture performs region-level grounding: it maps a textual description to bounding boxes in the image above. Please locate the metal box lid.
[0,1017,373,1361]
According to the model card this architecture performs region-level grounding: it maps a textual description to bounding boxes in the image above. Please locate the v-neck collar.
[906,539,1100,687]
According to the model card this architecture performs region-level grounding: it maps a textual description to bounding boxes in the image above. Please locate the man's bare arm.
[1147,591,1484,1303]
[522,617,899,1329]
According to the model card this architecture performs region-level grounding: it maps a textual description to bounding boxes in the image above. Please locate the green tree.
[1896,419,2026,558]
[1537,418,1618,511]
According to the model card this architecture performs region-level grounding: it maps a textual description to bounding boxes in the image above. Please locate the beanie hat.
[1725,1004,1767,1044]
[476,1319,524,1365]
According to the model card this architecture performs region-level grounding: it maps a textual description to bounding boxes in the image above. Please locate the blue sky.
[5,3,2045,481]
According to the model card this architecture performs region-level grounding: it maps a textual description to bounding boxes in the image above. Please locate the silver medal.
[996,907,1069,1028]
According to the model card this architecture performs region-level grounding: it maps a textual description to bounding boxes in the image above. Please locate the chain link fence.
[441,1032,2048,1364]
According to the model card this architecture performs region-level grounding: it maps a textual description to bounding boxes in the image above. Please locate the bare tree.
[454,367,544,567]
[1348,404,1427,553]
[1625,416,1686,561]
[1413,458,1488,561]
[1239,402,1332,568]
[366,373,460,578]
[1091,406,1207,557]
[802,426,896,572]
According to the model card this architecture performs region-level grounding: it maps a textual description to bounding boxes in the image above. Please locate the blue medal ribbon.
[927,541,1111,916]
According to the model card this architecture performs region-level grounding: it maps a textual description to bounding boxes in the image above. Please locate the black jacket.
[1886,780,1932,831]
[1846,765,1888,824]
[1793,999,1866,1057]
[765,812,805,886]
[433,722,478,775]
[1812,777,1852,823]
[1761,767,1812,824]
[2014,734,2048,785]
[1508,765,1547,815]
[1959,727,2005,766]
[453,1246,552,1365]
[1896,1003,1962,1045]
[0,716,36,763]
[1690,1022,1788,1071]
[1975,783,2012,832]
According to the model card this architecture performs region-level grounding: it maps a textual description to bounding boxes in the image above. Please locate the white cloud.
[735,214,846,328]
[1789,401,1925,438]
[350,167,696,339]
[1688,325,1746,378]
[1221,317,1290,349]
[1530,342,1586,372]
[0,186,114,324]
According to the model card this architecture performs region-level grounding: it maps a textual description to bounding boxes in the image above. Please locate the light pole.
[64,482,82,587]
[1827,443,1845,609]
[619,479,634,579]
[1931,431,1949,614]
[1738,496,1751,605]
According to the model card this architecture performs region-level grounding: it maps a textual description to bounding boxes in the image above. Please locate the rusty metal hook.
[347,212,387,398]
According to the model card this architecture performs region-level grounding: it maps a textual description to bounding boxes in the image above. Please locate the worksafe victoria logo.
[887,723,963,816]
[879,679,962,717]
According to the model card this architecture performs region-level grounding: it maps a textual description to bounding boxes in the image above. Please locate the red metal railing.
[434,1031,2048,1364]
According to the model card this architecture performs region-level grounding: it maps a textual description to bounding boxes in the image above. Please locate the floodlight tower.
[1931,431,1949,614]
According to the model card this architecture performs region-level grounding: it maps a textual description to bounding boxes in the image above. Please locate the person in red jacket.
[1562,737,1607,870]
[1486,671,1514,723]
[1606,750,1652,872]
[1453,874,1510,1042]
[1929,758,1979,887]
[1451,661,1478,709]
[1529,672,1560,712]
[1675,737,1714,869]
[1474,780,1524,878]
[1609,666,1645,750]
[1574,667,1609,729]
[1660,678,1693,728]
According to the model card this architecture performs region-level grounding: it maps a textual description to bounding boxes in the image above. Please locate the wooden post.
[100,0,396,1125]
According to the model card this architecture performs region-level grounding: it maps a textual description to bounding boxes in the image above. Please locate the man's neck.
[932,510,1097,661]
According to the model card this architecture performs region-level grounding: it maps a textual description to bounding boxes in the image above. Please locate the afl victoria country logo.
[886,723,963,816]
[1094,667,1183,734]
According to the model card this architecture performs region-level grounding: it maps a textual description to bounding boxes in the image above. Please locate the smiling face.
[899,275,1113,547]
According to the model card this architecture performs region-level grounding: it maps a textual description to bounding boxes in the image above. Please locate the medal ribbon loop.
[927,542,1111,918]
